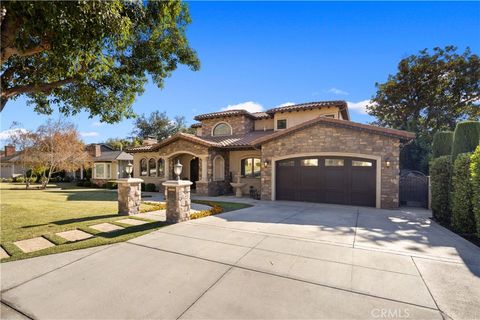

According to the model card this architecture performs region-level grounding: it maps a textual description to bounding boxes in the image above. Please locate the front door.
[190,157,199,189]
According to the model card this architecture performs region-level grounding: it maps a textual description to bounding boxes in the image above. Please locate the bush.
[432,131,454,158]
[145,183,157,192]
[430,155,453,226]
[470,146,480,235]
[141,182,146,191]
[452,121,480,160]
[16,176,25,183]
[451,153,476,234]
[76,181,85,187]
[189,203,223,220]
[27,176,37,183]
[106,181,117,189]
[83,181,92,188]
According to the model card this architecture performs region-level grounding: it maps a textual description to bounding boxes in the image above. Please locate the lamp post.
[174,160,183,181]
[126,162,133,178]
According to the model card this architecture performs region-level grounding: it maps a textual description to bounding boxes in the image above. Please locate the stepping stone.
[56,230,93,242]
[116,218,149,226]
[89,223,124,233]
[0,246,10,259]
[14,237,55,253]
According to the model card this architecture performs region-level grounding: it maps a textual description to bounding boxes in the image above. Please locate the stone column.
[162,180,193,223]
[116,178,143,215]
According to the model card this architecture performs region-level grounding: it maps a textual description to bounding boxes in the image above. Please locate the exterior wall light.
[174,159,183,180]
[126,162,133,178]
[385,157,391,169]
[264,160,270,168]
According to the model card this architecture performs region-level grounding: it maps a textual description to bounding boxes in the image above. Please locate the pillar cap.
[115,178,144,184]
[162,180,193,187]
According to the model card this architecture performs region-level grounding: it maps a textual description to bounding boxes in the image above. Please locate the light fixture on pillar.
[174,160,183,181]
[126,162,133,178]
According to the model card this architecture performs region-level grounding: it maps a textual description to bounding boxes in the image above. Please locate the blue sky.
[1,1,479,146]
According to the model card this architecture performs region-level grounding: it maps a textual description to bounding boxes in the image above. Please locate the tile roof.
[251,112,271,119]
[201,130,274,148]
[266,101,349,120]
[252,116,415,145]
[190,123,202,128]
[193,109,255,121]
[93,151,133,161]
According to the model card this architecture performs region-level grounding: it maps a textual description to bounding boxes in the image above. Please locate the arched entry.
[190,157,199,189]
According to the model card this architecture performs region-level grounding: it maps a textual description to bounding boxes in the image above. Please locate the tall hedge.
[451,121,480,160]
[430,155,452,225]
[471,145,480,235]
[432,131,454,158]
[451,153,476,234]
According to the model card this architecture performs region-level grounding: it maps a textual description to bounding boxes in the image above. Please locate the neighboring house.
[86,144,134,186]
[0,145,24,179]
[127,101,414,209]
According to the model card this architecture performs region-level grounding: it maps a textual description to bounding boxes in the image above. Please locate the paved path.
[1,200,479,319]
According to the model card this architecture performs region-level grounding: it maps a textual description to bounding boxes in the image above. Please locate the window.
[278,160,295,167]
[213,156,225,181]
[140,158,147,176]
[241,157,261,178]
[352,160,373,167]
[325,159,344,167]
[157,159,165,177]
[277,119,287,129]
[322,114,335,118]
[148,158,156,176]
[94,163,111,179]
[213,123,232,136]
[301,159,318,166]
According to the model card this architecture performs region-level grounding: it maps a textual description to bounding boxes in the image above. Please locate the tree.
[105,137,142,151]
[368,46,480,172]
[34,119,90,188]
[0,1,200,122]
[132,111,192,141]
[7,123,38,189]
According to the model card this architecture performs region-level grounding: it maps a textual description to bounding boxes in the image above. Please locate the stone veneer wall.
[260,123,401,209]
[200,115,254,136]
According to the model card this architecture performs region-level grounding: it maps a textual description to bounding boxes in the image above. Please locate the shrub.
[83,181,92,188]
[470,146,480,235]
[27,176,37,183]
[432,131,454,158]
[451,153,476,234]
[145,183,157,192]
[430,155,453,226]
[106,181,117,189]
[141,182,146,191]
[76,181,85,187]
[189,203,223,220]
[452,121,480,160]
[16,176,25,183]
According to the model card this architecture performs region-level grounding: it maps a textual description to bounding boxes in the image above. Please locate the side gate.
[399,170,429,208]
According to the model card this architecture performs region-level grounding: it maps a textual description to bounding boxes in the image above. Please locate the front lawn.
[0,183,252,262]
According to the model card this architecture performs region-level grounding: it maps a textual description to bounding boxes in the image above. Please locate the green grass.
[0,183,251,262]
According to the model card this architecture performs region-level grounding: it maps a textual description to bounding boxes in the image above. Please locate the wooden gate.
[399,170,428,208]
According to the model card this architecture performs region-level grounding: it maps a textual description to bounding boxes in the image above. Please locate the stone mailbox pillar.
[162,180,193,223]
[116,178,143,215]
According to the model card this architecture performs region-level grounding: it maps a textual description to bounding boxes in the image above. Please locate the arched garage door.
[276,156,376,207]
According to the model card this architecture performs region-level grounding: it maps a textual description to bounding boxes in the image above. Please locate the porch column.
[200,155,208,182]
[163,157,169,179]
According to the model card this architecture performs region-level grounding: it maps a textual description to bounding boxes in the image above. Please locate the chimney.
[4,145,15,157]
[87,144,101,158]
[143,136,158,146]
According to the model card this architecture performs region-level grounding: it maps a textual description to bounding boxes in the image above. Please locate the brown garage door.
[276,156,376,207]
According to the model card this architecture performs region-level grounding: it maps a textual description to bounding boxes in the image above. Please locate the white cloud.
[347,100,373,114]
[328,88,349,96]
[91,121,104,127]
[0,128,27,141]
[80,131,99,137]
[220,101,264,113]
[273,102,295,108]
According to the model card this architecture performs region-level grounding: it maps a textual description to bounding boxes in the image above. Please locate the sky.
[1,1,479,146]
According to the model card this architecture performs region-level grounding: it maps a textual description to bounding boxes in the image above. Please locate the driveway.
[1,200,479,319]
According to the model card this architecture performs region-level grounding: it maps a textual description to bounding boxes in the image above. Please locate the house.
[87,144,134,186]
[0,145,24,179]
[127,101,414,209]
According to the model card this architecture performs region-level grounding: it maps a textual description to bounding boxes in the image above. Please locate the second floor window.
[277,119,287,129]
[213,123,232,136]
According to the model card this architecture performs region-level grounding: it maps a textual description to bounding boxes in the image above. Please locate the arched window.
[213,155,225,181]
[212,123,232,136]
[241,157,261,178]
[157,158,165,178]
[148,158,156,176]
[140,158,147,176]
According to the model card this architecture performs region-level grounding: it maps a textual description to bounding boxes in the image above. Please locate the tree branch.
[1,41,51,65]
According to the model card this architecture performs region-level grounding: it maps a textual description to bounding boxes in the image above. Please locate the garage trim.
[270,152,382,208]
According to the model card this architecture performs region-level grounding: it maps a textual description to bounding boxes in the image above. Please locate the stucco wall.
[260,122,401,209]
[229,150,262,195]
[254,118,274,131]
[273,107,342,130]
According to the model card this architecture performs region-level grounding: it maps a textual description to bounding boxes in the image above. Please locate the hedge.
[471,145,480,235]
[432,131,453,158]
[451,121,480,160]
[451,153,476,234]
[430,155,452,225]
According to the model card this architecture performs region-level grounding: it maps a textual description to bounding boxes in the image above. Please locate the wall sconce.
[264,160,270,168]
[385,157,391,168]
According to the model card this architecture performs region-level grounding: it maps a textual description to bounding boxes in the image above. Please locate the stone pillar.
[116,178,143,215]
[162,180,193,223]
[200,156,208,182]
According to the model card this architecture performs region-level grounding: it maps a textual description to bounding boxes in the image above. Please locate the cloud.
[80,131,99,137]
[274,102,295,108]
[0,128,27,141]
[220,101,264,113]
[92,121,104,127]
[347,100,372,114]
[328,88,349,96]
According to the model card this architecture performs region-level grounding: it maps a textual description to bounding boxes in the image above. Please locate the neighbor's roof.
[93,150,133,162]
[252,116,415,145]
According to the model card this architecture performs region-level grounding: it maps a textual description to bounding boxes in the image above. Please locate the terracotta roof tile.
[266,101,349,120]
[193,109,255,121]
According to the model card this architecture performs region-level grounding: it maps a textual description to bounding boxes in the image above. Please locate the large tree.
[0,1,199,122]
[132,111,193,141]
[367,46,480,172]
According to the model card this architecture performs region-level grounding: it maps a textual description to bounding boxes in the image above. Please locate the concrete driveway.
[1,199,479,319]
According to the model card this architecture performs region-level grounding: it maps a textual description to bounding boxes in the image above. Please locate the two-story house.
[128,101,414,209]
